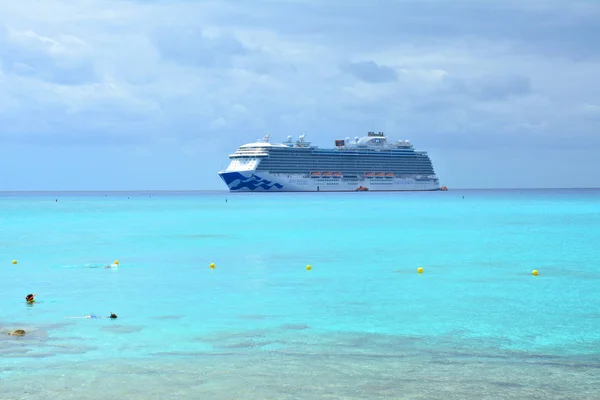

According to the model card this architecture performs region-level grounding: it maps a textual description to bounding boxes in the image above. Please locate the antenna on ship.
[261,133,271,143]
[295,134,311,148]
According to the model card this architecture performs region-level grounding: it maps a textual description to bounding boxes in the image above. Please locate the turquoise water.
[1,190,599,399]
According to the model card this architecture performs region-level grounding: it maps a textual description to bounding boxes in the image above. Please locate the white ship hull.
[219,170,440,192]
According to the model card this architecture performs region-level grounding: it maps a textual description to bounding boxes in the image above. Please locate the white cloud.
[0,26,97,84]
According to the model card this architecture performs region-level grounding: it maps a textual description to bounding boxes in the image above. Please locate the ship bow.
[219,171,284,191]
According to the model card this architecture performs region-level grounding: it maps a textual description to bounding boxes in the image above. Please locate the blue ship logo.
[220,172,283,191]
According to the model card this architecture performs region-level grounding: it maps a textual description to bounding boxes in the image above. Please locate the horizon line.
[1,187,600,193]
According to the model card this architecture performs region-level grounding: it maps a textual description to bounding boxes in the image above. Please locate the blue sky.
[1,0,599,190]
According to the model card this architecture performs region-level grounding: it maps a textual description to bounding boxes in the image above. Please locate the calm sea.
[1,189,599,399]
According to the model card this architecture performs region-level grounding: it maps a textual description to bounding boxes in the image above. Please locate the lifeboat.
[356,186,369,191]
[310,172,321,178]
[385,172,394,178]
[333,172,343,178]
[375,172,385,178]
[440,186,448,191]
[365,172,375,178]
[322,172,332,177]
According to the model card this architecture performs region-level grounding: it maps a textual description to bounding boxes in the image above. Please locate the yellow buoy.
[532,270,539,276]
[113,260,119,265]
[209,263,215,269]
[417,267,424,274]
[12,260,18,265]
[306,265,312,271]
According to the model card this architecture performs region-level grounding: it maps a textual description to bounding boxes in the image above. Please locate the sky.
[1,0,599,190]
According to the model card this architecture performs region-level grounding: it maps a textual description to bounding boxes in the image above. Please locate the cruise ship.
[218,132,441,192]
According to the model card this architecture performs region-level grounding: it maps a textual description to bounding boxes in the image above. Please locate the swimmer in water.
[25,293,37,303]
[66,312,117,319]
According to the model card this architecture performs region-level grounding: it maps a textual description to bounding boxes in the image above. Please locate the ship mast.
[260,133,271,143]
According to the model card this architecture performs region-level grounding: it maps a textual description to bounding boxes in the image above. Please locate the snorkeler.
[65,312,117,319]
[25,293,37,303]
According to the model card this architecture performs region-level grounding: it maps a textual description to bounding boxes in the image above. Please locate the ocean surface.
[1,189,599,399]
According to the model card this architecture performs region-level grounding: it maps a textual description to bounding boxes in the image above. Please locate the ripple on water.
[100,325,145,334]
[151,315,184,320]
